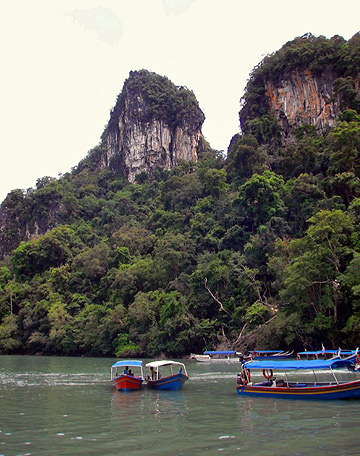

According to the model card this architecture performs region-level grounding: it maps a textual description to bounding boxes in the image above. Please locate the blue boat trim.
[145,360,189,391]
[249,350,284,354]
[237,351,360,400]
[111,360,143,368]
[236,382,360,400]
[243,357,357,370]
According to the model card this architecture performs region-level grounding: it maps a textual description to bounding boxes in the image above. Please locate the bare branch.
[221,325,229,344]
[263,315,277,325]
[204,277,231,316]
[234,322,248,345]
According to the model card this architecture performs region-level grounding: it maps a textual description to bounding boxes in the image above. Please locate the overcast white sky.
[0,0,359,202]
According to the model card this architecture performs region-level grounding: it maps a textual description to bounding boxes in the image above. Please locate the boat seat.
[256,381,272,386]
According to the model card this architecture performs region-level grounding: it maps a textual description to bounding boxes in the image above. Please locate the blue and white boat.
[297,349,357,360]
[191,351,241,363]
[145,360,188,391]
[236,357,360,400]
[249,350,293,360]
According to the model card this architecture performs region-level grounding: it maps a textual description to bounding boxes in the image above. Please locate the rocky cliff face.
[0,71,205,260]
[239,33,360,144]
[100,70,204,181]
[265,68,341,142]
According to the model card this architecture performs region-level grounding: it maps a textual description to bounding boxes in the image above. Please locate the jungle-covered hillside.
[0,33,360,357]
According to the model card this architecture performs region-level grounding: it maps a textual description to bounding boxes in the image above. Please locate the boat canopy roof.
[145,360,185,368]
[249,350,284,354]
[204,350,236,355]
[297,350,340,355]
[111,360,143,368]
[243,358,354,370]
[298,349,356,355]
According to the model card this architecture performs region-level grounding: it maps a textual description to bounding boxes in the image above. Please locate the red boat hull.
[112,374,143,392]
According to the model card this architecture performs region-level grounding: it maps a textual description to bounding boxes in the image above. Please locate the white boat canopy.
[145,360,188,376]
[146,360,185,368]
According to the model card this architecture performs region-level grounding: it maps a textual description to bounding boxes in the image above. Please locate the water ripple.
[0,372,107,387]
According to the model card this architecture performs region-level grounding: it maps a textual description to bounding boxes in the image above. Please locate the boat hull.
[253,355,292,360]
[194,355,240,363]
[236,380,360,400]
[147,373,188,391]
[112,374,143,392]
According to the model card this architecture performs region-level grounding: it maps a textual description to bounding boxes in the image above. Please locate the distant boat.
[145,360,188,391]
[111,360,144,392]
[236,357,360,400]
[250,350,294,360]
[191,351,241,363]
[297,349,357,360]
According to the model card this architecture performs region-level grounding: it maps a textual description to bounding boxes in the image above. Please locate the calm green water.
[1,356,360,456]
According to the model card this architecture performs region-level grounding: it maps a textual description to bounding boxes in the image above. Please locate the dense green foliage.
[1,35,360,357]
[105,69,205,135]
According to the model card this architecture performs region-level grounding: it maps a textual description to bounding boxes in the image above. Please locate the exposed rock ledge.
[265,68,341,142]
[101,71,204,181]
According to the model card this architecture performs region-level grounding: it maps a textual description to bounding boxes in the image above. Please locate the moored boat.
[297,349,357,360]
[191,350,241,363]
[236,358,360,400]
[111,360,144,392]
[145,360,189,391]
[250,350,294,360]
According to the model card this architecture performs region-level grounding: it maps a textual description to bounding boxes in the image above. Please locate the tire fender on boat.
[263,369,273,380]
[356,355,360,364]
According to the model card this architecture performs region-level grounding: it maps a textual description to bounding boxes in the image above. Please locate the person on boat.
[150,366,156,380]
[124,366,129,374]
[128,369,134,376]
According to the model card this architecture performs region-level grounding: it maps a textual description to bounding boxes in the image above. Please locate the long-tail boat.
[236,356,360,400]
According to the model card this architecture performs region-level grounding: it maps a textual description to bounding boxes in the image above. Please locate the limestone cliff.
[239,33,360,144]
[264,68,341,141]
[99,70,205,181]
[0,71,205,260]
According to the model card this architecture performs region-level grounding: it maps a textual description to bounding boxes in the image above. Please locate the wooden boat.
[111,360,144,392]
[191,350,241,363]
[297,349,357,360]
[249,350,294,360]
[236,357,360,400]
[145,360,188,391]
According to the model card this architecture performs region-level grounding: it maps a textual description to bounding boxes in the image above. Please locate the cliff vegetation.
[0,34,360,357]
